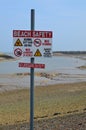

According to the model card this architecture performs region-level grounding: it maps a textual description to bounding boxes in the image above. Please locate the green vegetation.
[0,82,86,125]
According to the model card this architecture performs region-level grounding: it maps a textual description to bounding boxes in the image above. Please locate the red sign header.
[13,30,52,38]
[19,62,45,69]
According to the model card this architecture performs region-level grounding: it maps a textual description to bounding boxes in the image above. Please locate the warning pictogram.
[14,39,23,46]
[34,49,42,56]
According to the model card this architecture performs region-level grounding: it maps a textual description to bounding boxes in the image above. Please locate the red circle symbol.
[14,48,22,57]
[34,39,41,47]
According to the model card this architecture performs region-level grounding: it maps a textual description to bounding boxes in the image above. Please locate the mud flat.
[0,69,86,92]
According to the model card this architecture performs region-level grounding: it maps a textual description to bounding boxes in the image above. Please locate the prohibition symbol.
[14,48,22,57]
[34,39,41,47]
[34,49,42,56]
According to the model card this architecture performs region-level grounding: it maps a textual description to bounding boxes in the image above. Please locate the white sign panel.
[13,30,52,57]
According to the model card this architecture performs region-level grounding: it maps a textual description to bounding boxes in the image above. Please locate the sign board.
[19,62,45,69]
[13,30,52,57]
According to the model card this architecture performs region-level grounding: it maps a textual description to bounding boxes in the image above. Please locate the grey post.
[30,9,35,130]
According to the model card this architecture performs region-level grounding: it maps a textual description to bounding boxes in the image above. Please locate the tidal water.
[0,55,86,75]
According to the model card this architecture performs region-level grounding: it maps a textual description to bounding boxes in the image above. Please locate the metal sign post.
[13,9,52,130]
[30,57,34,130]
[30,9,35,130]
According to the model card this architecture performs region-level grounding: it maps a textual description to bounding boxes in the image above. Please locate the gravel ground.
[1,112,86,130]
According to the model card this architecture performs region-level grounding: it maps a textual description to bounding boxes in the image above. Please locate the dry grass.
[0,82,86,126]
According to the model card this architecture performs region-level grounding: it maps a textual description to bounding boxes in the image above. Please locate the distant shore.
[53,51,86,55]
[1,51,86,58]
[0,53,14,62]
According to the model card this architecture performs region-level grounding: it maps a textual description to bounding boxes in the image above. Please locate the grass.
[0,82,86,125]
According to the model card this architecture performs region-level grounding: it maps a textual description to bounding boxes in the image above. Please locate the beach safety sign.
[13,30,52,57]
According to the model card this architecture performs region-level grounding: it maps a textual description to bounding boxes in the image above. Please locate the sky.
[0,0,86,52]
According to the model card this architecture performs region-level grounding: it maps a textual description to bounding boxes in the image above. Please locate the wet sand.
[0,70,86,92]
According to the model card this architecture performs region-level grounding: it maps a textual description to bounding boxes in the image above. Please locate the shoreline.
[0,72,86,92]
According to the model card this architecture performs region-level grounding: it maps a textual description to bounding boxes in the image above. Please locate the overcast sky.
[0,0,86,52]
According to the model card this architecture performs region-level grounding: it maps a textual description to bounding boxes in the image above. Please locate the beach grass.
[0,82,86,125]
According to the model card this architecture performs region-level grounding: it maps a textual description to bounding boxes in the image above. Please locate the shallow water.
[0,55,86,74]
[0,55,86,90]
